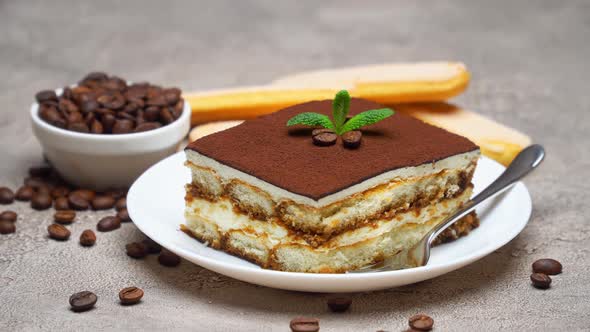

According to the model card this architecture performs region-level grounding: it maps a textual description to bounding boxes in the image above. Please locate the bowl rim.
[30,86,191,142]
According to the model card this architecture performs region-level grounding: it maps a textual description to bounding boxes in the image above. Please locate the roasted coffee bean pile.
[36,72,184,134]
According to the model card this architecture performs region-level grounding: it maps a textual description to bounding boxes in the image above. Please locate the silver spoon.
[349,144,545,273]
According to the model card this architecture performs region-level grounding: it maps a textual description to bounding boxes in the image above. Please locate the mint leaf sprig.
[286,90,394,135]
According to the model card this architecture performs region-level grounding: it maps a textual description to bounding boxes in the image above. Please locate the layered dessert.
[183,98,480,273]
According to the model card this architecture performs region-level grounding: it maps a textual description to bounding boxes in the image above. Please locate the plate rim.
[128,152,532,290]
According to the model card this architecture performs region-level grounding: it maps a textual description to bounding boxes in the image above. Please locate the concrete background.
[1,0,589,331]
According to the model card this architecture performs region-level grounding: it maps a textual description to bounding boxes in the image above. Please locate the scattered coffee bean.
[15,186,34,201]
[54,196,70,210]
[69,291,97,312]
[35,90,58,103]
[68,193,89,211]
[142,238,162,254]
[117,208,131,222]
[91,195,115,210]
[47,223,71,241]
[342,130,362,149]
[0,210,17,222]
[289,317,320,332]
[105,188,127,200]
[126,242,148,259]
[530,273,552,289]
[28,166,52,178]
[408,314,434,331]
[50,186,70,198]
[54,210,76,224]
[115,197,127,211]
[119,286,144,305]
[312,128,335,137]
[0,220,16,234]
[327,297,352,312]
[70,189,95,201]
[532,258,562,275]
[31,192,53,210]
[312,132,337,147]
[0,187,15,204]
[24,177,47,190]
[158,250,181,267]
[97,216,120,232]
[79,229,96,247]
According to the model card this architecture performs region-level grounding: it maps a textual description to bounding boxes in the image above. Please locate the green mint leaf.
[286,112,335,130]
[332,90,350,134]
[341,108,394,133]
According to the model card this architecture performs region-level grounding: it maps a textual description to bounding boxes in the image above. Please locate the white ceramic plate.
[128,153,531,293]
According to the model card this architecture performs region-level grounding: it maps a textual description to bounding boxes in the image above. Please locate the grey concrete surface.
[1,0,589,331]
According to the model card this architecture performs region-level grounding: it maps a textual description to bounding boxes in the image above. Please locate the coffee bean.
[68,122,90,133]
[54,210,76,224]
[15,186,34,201]
[158,250,181,267]
[327,297,352,312]
[54,197,69,210]
[40,107,67,128]
[117,208,131,222]
[0,187,15,204]
[31,192,53,210]
[48,223,70,241]
[144,106,160,121]
[126,242,148,259]
[0,220,15,234]
[112,119,134,134]
[159,108,174,124]
[36,90,58,103]
[79,229,96,247]
[68,194,89,211]
[530,273,552,289]
[311,128,334,137]
[142,238,162,254]
[342,130,362,149]
[51,186,70,198]
[69,291,97,312]
[90,119,104,134]
[82,72,108,82]
[97,216,120,232]
[101,113,116,133]
[289,317,319,332]
[408,314,434,331]
[29,166,53,178]
[119,286,144,305]
[67,111,84,124]
[24,177,47,189]
[105,188,127,200]
[312,132,337,147]
[91,195,115,210]
[115,197,127,211]
[70,189,95,201]
[532,258,562,275]
[0,210,17,222]
[80,99,99,113]
[134,122,161,133]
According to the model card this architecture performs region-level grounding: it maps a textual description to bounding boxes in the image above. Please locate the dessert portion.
[183,97,480,273]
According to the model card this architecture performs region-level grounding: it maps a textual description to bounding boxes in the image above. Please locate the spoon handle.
[428,144,545,244]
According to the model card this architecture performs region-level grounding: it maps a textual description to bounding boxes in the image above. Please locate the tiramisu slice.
[183,96,480,273]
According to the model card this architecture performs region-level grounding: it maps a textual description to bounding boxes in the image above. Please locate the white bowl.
[30,92,191,190]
